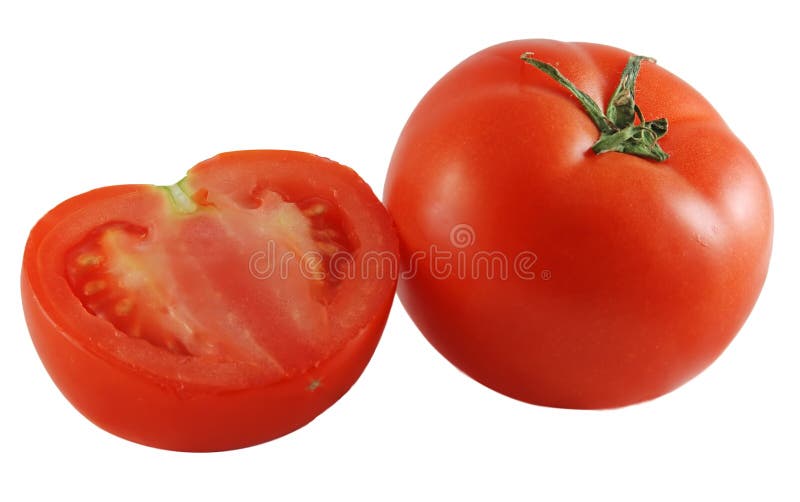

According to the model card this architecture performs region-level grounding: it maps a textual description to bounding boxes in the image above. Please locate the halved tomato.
[22,150,398,451]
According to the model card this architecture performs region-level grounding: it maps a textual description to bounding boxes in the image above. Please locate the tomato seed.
[77,253,103,266]
[303,203,326,216]
[83,280,107,295]
[114,298,134,316]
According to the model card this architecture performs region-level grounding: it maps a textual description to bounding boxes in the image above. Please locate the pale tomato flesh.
[63,182,361,386]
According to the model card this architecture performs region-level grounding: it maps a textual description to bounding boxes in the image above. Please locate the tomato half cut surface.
[22,150,398,451]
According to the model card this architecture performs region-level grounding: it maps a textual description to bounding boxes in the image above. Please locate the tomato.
[22,150,398,451]
[384,40,773,409]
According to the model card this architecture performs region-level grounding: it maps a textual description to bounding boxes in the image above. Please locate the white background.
[2,1,798,500]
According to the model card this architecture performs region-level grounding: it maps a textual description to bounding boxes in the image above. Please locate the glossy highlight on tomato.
[384,40,773,409]
[22,150,398,451]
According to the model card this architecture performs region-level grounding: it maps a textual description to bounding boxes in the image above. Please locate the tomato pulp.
[22,150,398,451]
[384,40,773,409]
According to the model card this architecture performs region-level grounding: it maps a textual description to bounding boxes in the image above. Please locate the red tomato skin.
[23,152,397,451]
[385,40,773,409]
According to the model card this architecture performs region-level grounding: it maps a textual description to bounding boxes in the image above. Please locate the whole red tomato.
[384,40,772,409]
[22,150,398,451]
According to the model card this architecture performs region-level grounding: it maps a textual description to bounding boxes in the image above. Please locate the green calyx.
[520,52,669,162]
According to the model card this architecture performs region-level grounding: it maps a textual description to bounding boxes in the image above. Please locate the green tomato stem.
[520,52,669,162]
